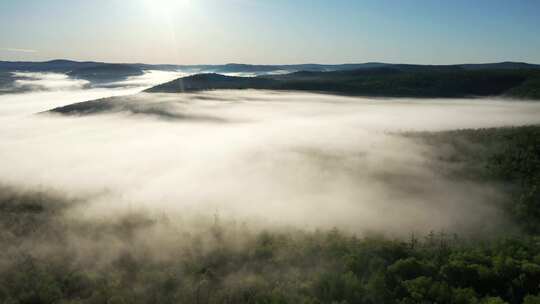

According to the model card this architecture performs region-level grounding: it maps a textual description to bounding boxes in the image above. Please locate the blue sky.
[1,0,539,64]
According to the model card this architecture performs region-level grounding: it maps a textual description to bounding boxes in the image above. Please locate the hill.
[1,59,538,74]
[145,67,540,99]
[145,73,278,93]
[2,60,540,98]
[0,59,101,72]
[66,64,144,82]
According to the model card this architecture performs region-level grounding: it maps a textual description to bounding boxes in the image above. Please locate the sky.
[1,0,539,65]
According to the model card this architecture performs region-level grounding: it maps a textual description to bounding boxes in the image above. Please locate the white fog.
[1,71,540,236]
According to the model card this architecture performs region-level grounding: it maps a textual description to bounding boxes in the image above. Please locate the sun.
[142,0,191,14]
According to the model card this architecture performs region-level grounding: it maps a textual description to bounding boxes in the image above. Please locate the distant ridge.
[2,59,539,98]
[1,59,539,74]
[145,66,540,100]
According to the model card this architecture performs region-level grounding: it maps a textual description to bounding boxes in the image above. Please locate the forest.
[1,125,539,304]
[145,68,540,100]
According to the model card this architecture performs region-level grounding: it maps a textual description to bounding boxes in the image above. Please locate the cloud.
[0,70,180,117]
[13,72,90,91]
[2,86,540,237]
[0,47,37,53]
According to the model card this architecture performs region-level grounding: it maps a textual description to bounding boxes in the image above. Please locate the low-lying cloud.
[13,72,90,91]
[0,47,37,53]
[2,79,540,237]
[1,70,181,117]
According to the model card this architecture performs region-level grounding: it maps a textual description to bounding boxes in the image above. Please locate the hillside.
[66,64,144,82]
[145,73,278,92]
[2,125,540,303]
[2,60,540,97]
[1,59,538,74]
[145,67,540,99]
[407,125,540,233]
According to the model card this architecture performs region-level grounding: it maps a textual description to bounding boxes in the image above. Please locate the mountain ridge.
[145,68,540,99]
[2,59,539,73]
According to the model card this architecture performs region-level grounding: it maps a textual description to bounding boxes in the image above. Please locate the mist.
[2,75,540,237]
[0,70,182,117]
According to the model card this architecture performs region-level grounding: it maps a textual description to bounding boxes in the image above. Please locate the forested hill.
[66,64,144,82]
[146,67,540,99]
[1,59,538,73]
[2,60,540,98]
[2,125,540,303]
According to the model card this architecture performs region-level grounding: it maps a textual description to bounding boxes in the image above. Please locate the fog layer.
[2,74,540,236]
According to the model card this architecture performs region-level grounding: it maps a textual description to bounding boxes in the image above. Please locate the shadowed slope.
[145,73,279,93]
[47,94,228,122]
[145,68,540,99]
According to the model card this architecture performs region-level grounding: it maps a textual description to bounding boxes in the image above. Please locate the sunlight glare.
[142,0,191,17]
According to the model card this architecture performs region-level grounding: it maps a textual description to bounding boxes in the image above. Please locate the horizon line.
[1,58,539,67]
